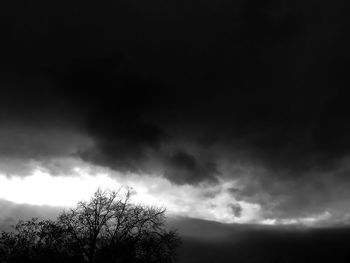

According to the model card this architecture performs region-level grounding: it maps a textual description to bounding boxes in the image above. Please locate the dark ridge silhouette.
[170,217,350,263]
[0,188,181,263]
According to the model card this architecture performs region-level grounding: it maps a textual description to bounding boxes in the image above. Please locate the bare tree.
[57,188,180,263]
[0,188,181,263]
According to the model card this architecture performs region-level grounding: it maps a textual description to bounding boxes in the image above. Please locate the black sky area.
[1,0,350,261]
[1,0,350,176]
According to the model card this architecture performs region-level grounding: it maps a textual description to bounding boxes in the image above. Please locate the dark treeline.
[0,189,181,263]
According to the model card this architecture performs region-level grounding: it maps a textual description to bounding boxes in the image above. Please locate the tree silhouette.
[0,218,81,263]
[0,188,181,263]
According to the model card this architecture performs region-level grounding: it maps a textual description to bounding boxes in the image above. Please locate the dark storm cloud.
[0,125,88,160]
[163,151,220,185]
[54,55,169,174]
[223,160,350,222]
[228,203,242,218]
[0,70,91,176]
[1,0,350,216]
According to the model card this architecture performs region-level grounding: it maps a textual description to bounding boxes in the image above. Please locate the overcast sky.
[1,1,350,261]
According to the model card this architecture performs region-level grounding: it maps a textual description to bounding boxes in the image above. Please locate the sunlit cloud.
[0,158,344,227]
[0,159,265,224]
[261,211,332,226]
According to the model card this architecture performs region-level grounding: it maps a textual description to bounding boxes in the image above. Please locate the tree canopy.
[0,188,181,263]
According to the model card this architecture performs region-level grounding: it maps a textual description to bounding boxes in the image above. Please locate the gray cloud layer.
[0,199,61,231]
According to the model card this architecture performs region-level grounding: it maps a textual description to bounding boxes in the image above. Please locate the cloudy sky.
[1,0,350,260]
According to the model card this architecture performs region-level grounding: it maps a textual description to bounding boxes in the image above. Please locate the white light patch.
[261,211,332,226]
[0,170,123,207]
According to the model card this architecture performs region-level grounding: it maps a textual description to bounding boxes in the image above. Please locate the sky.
[1,0,350,261]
